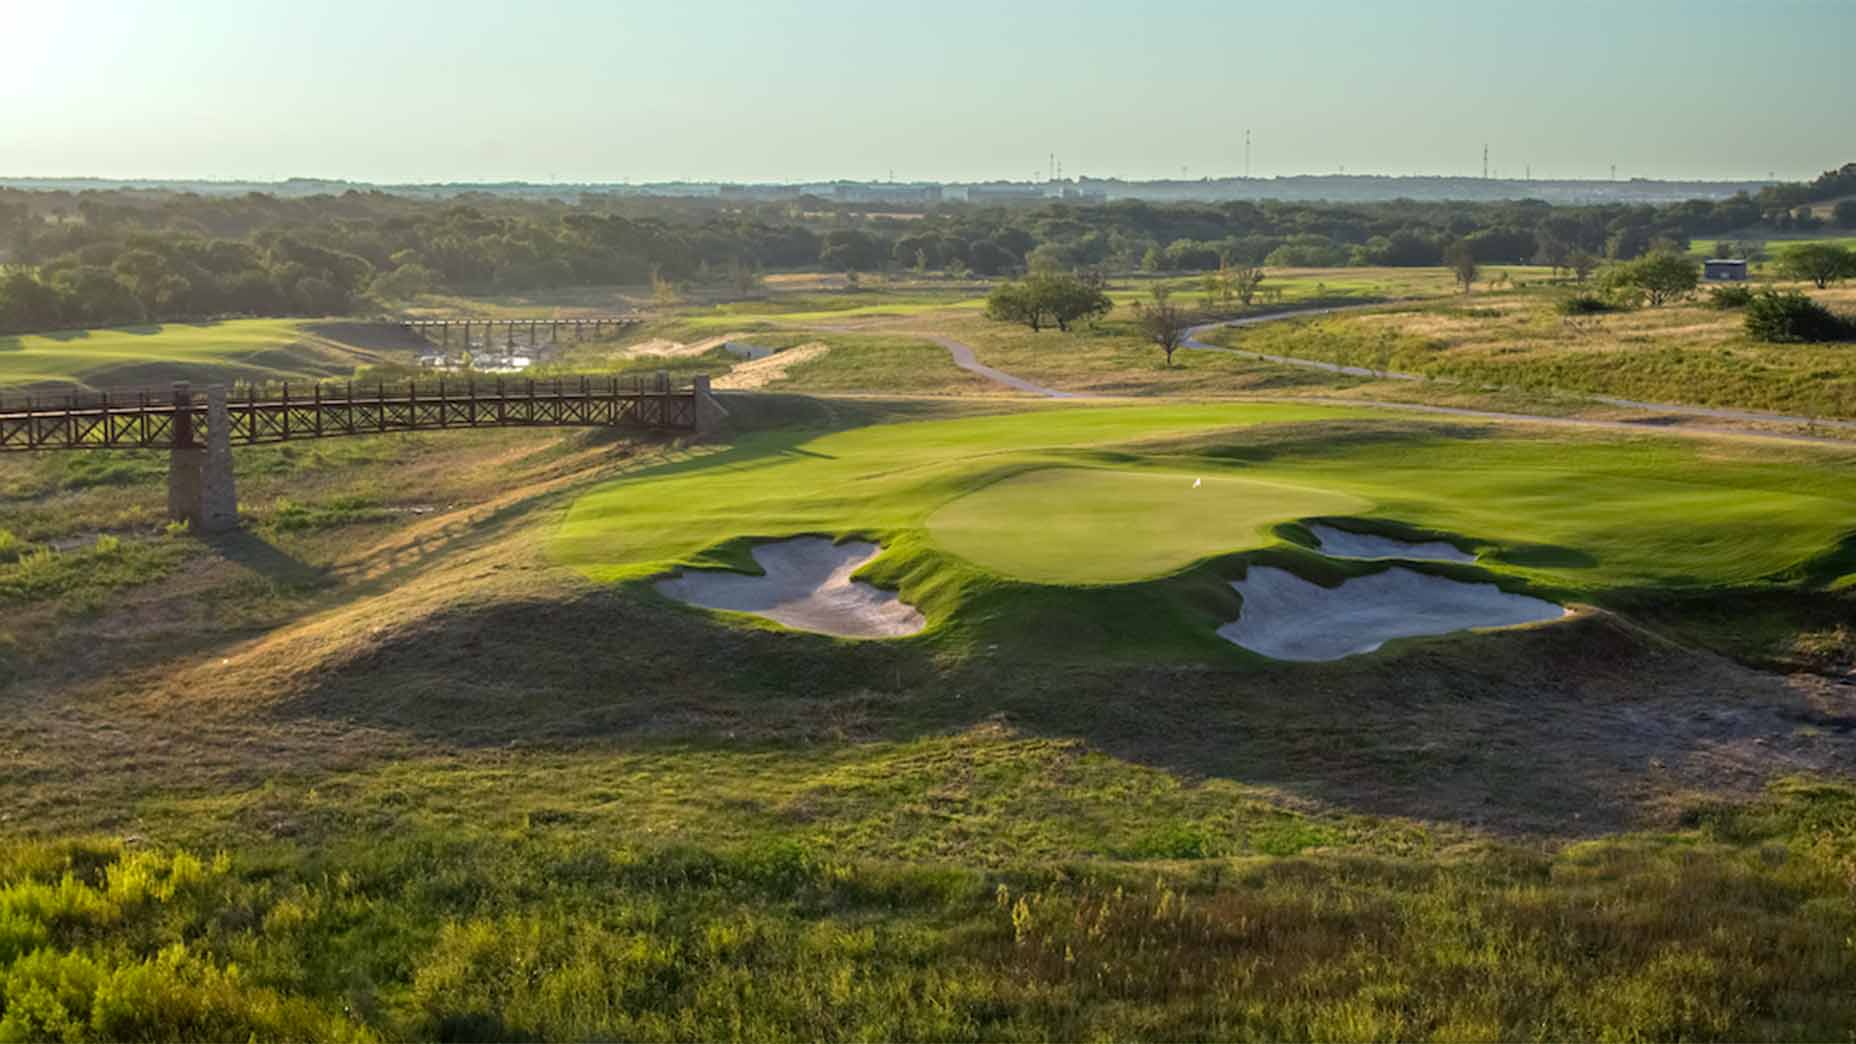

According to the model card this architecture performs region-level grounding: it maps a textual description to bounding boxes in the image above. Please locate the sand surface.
[655,537,923,638]
[624,333,742,359]
[715,343,828,390]
[1307,523,1477,563]
[1219,565,1564,661]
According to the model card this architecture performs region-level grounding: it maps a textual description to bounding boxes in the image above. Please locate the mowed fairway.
[929,467,1365,582]
[553,402,1856,656]
[0,318,390,390]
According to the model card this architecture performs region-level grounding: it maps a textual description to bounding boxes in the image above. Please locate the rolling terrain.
[2,269,1854,1039]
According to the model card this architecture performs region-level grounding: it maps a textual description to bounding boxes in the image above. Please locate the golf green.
[927,467,1367,583]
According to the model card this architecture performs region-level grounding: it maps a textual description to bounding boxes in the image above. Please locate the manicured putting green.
[927,467,1367,583]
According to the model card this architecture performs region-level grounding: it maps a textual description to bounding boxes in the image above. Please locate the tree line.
[1,164,1851,333]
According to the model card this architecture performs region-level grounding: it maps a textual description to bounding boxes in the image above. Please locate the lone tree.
[1775,243,1854,289]
[1568,250,1599,283]
[1604,251,1700,306]
[1132,287,1194,367]
[1444,241,1479,294]
[983,271,1112,332]
[984,281,1045,331]
[1231,264,1266,307]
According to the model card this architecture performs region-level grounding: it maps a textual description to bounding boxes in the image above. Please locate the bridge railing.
[0,375,700,451]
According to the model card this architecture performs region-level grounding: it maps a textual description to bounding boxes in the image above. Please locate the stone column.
[691,373,729,437]
[198,385,238,532]
[165,383,238,531]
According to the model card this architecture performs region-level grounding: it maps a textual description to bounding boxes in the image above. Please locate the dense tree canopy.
[0,165,1846,333]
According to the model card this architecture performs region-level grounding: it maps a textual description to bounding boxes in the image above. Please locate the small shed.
[1703,258,1749,281]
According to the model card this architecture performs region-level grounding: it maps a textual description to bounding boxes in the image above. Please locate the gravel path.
[926,335,1087,398]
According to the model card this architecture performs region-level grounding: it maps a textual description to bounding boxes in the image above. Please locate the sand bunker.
[715,343,828,390]
[654,537,923,638]
[1307,523,1476,563]
[1219,565,1565,661]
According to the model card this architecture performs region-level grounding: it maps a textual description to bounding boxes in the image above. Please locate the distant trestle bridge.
[401,314,645,350]
[0,373,720,532]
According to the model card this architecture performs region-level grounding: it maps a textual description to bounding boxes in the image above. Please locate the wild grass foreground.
[1,778,1852,1041]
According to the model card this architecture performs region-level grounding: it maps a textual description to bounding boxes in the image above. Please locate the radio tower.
[1482,144,1489,180]
[1245,129,1251,177]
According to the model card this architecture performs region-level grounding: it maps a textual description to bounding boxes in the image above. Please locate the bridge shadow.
[208,529,327,590]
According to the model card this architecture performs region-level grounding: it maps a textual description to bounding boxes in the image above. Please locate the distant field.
[0,319,405,392]
[1689,235,1856,257]
[1202,285,1856,419]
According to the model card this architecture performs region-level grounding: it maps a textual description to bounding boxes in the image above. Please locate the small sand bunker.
[655,537,923,638]
[715,343,829,390]
[1308,523,1476,563]
[1219,565,1565,661]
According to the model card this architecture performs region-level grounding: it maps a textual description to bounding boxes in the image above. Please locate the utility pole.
[1483,144,1489,180]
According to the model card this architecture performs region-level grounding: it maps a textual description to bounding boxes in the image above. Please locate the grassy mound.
[0,319,409,392]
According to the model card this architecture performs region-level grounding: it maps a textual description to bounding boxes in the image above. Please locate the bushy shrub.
[1744,290,1856,343]
[1555,293,1618,315]
[1707,285,1754,309]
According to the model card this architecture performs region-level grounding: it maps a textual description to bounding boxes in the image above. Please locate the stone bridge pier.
[166,382,239,533]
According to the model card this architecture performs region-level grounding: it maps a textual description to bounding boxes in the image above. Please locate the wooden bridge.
[0,375,722,531]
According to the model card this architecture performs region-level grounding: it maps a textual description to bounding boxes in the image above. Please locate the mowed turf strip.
[553,402,1856,655]
[0,318,377,390]
[928,466,1366,583]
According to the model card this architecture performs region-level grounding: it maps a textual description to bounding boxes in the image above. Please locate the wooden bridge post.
[167,382,202,524]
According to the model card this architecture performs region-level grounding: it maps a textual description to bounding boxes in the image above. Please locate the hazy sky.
[4,0,1852,184]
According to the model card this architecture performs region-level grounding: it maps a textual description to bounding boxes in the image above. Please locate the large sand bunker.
[1308,523,1476,563]
[715,343,828,390]
[654,537,924,638]
[1220,565,1565,661]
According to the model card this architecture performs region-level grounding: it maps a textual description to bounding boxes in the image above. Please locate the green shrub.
[1707,285,1754,309]
[1555,293,1617,315]
[1744,289,1856,343]
[0,530,30,564]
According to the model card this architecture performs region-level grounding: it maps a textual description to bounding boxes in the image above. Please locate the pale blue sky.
[3,0,1851,183]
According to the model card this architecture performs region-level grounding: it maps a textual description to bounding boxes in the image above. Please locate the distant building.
[830,183,943,205]
[1703,258,1749,281]
[963,183,1049,204]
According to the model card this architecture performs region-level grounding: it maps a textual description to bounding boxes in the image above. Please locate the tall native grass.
[1,780,1852,1040]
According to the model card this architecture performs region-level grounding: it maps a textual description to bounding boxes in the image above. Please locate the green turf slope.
[0,319,397,391]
